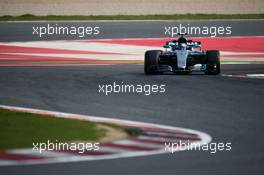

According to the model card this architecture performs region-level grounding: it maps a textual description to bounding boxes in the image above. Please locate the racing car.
[144,34,220,75]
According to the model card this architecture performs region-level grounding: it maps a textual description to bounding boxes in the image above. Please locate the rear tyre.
[144,50,162,75]
[205,50,220,75]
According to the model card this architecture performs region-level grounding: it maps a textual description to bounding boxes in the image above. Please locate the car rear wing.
[164,41,201,48]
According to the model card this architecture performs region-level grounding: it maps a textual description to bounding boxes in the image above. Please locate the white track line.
[0,105,212,166]
[0,41,160,55]
[113,140,163,149]
[9,149,73,158]
[222,73,264,79]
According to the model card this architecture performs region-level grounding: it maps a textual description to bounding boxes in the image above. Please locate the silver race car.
[144,34,220,75]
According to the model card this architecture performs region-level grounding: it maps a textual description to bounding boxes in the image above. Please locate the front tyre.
[205,50,220,75]
[144,50,162,75]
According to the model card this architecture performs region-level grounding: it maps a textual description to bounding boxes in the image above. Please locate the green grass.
[0,14,264,21]
[0,108,106,150]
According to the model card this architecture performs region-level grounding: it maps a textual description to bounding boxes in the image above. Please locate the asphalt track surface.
[0,19,264,42]
[0,64,264,175]
[0,20,264,175]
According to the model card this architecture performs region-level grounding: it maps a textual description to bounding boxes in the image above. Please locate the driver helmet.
[178,37,187,48]
[178,37,187,44]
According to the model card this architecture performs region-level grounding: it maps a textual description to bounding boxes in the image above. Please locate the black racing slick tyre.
[144,50,162,75]
[205,50,221,75]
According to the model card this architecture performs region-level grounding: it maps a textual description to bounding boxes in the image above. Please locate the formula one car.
[144,34,220,75]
